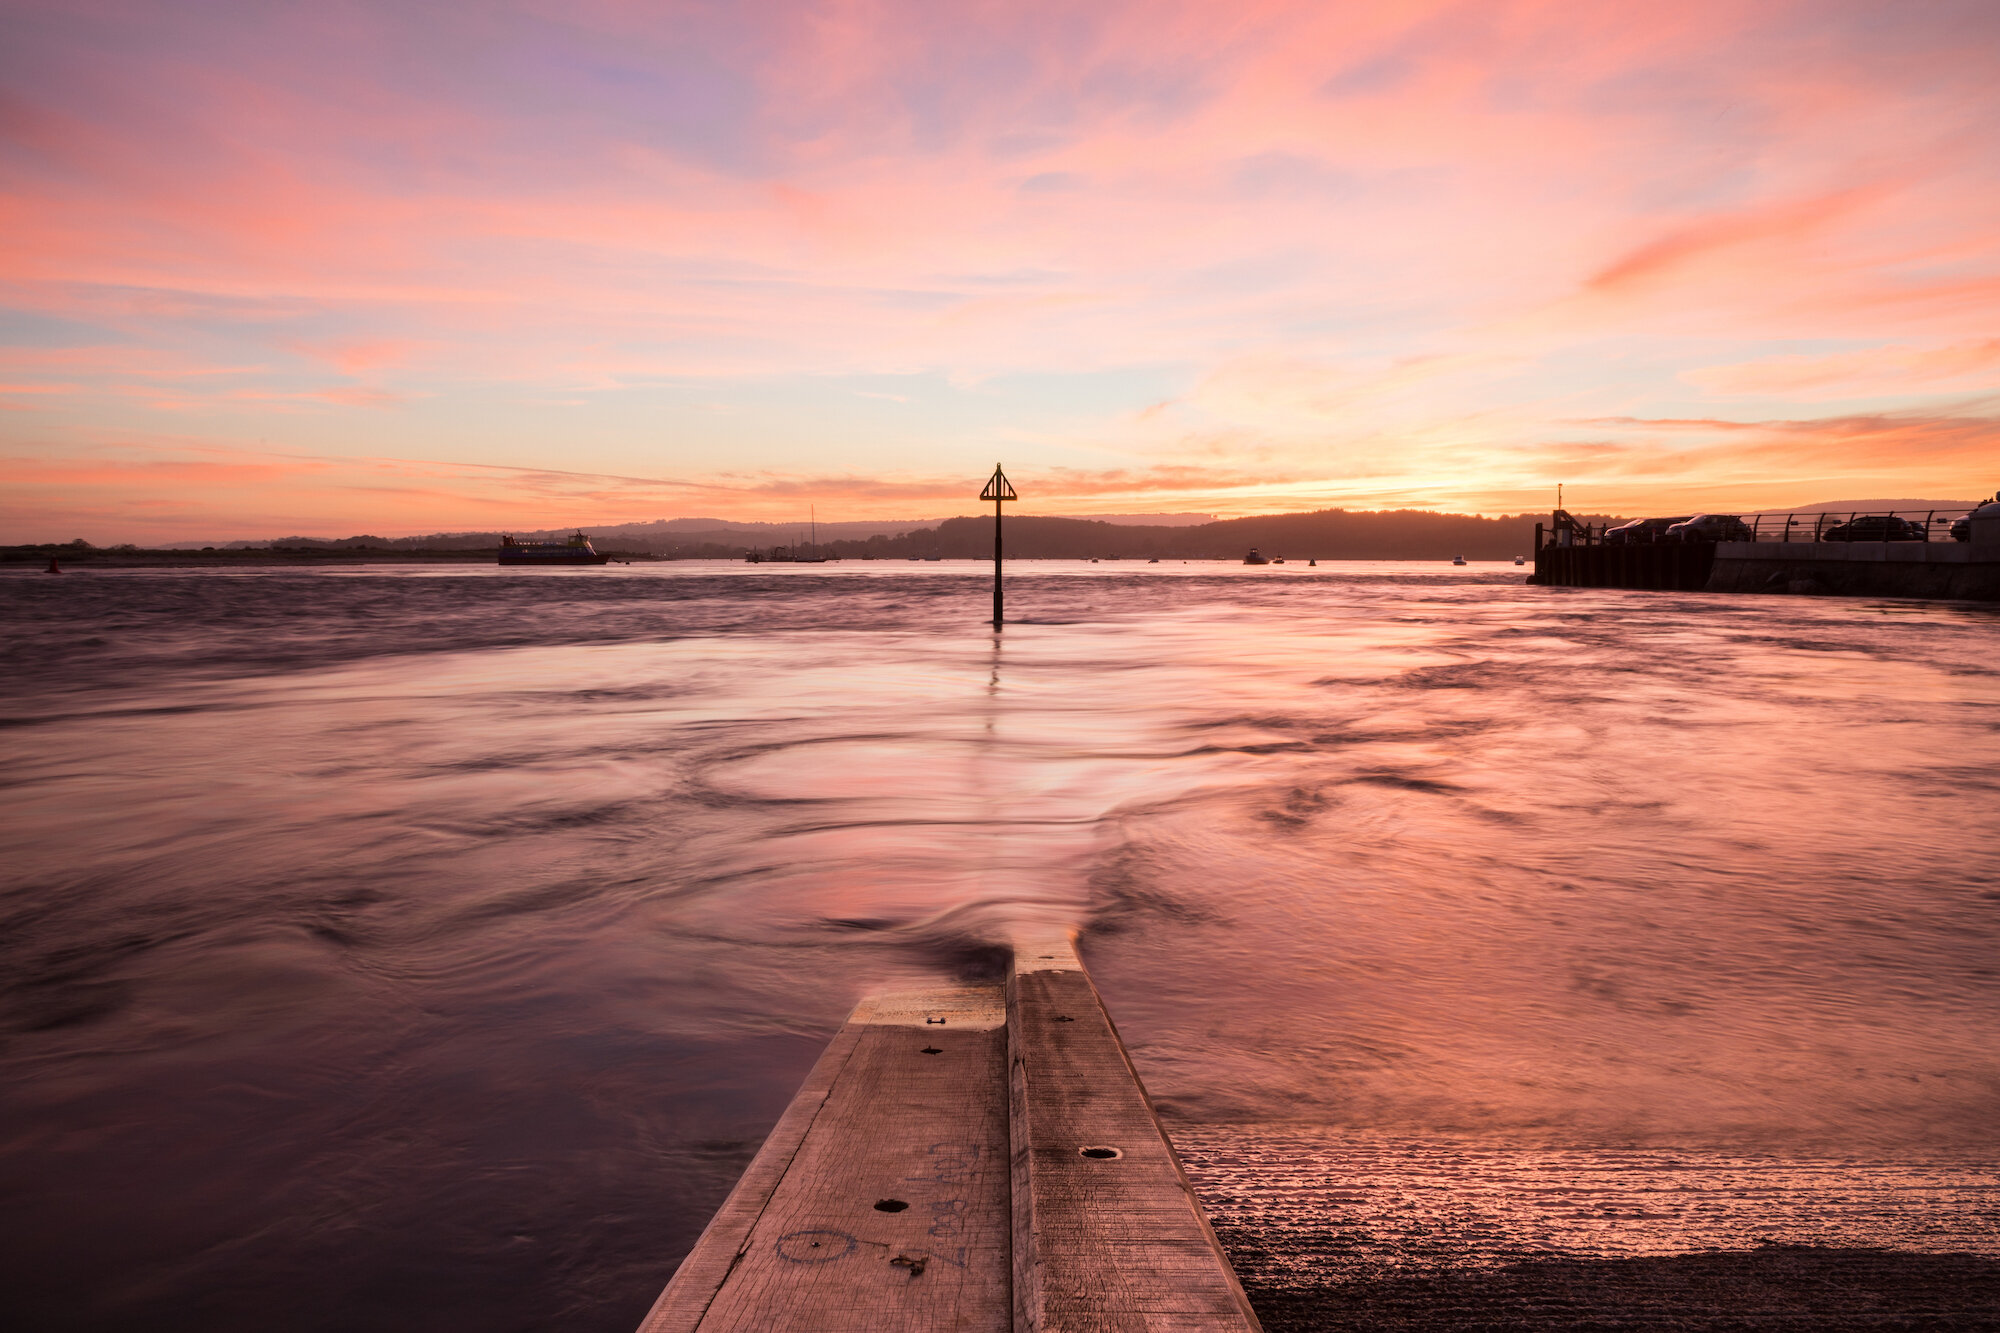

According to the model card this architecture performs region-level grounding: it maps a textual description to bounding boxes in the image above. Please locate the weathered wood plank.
[638,985,1011,1333]
[1008,934,1263,1332]
[641,945,1263,1333]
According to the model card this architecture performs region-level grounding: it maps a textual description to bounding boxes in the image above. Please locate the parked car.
[1602,516,1691,545]
[1952,495,2000,541]
[1821,514,1926,542]
[1665,514,1753,543]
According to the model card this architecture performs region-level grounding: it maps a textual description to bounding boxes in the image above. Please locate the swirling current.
[3,563,1998,1330]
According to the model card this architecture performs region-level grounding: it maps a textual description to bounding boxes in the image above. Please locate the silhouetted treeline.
[14,507,1635,563]
[815,509,1626,561]
[265,508,1612,560]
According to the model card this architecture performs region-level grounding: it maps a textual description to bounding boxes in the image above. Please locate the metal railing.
[1743,510,1967,543]
[1538,509,1972,549]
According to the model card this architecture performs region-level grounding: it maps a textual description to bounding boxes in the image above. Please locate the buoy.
[46,557,60,574]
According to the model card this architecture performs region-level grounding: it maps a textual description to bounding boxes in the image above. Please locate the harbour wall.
[1706,540,2000,600]
[1530,541,1716,591]
[1531,539,2000,600]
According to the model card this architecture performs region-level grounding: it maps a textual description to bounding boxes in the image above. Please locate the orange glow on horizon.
[3,1,1997,542]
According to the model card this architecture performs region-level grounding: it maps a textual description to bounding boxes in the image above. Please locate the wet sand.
[1175,1132,2000,1330]
[1231,1248,2000,1332]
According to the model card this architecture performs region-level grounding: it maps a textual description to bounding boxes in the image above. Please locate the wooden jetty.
[637,931,1261,1332]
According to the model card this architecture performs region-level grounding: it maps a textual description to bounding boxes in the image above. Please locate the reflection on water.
[2,564,1998,1331]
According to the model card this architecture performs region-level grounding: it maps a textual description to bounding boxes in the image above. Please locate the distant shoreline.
[2,549,1534,570]
[4,547,551,568]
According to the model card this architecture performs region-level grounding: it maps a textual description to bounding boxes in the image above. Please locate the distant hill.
[818,508,1620,561]
[215,516,943,551]
[1750,498,1982,515]
[1067,512,1216,527]
[189,506,1613,560]
[647,517,942,540]
[145,496,2000,557]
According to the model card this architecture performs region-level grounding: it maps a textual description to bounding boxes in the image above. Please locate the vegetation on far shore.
[6,507,1631,565]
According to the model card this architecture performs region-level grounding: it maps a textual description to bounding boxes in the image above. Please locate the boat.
[749,544,834,564]
[1514,555,1526,566]
[498,531,609,566]
[792,507,835,562]
[1451,555,1467,566]
[1243,548,1269,565]
[750,508,837,563]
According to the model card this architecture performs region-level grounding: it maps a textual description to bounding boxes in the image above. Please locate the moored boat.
[498,531,609,565]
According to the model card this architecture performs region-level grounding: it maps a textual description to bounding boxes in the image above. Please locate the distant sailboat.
[795,506,833,562]
[753,506,837,562]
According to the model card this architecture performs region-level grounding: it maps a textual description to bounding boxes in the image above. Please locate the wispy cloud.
[5,1,2000,537]
[1686,339,2000,399]
[1584,186,1893,295]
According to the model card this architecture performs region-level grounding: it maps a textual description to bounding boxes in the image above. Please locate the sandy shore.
[1173,1131,2000,1330]
[1229,1246,2000,1331]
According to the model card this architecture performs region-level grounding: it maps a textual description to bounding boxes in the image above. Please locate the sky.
[3,0,1998,543]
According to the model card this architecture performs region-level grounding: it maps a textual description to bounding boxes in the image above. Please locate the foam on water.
[3,563,1997,1330]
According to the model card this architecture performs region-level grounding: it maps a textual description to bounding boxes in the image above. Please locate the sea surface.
[3,561,1998,1331]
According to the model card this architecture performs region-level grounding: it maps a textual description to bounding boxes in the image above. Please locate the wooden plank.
[1008,932,1263,1332]
[638,985,1012,1333]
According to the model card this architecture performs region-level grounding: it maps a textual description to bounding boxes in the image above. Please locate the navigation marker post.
[981,464,1017,629]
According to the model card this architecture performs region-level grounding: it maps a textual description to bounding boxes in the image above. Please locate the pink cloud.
[286,338,422,375]
[4,1,1999,534]
[1585,186,1893,295]
[1687,339,2000,399]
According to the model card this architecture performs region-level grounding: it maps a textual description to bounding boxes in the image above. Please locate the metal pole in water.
[980,464,1016,629]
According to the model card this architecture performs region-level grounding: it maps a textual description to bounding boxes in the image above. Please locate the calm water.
[3,563,1998,1330]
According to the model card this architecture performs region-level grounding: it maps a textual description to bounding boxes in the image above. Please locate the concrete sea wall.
[1707,541,2000,600]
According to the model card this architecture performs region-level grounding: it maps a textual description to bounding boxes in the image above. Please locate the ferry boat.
[498,531,609,566]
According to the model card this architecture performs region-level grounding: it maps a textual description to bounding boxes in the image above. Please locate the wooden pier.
[637,932,1261,1332]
